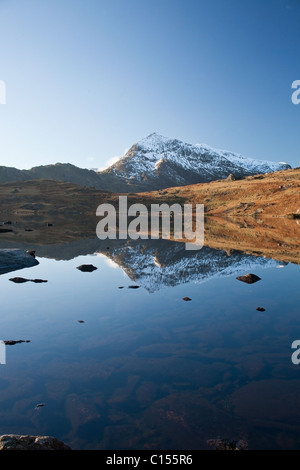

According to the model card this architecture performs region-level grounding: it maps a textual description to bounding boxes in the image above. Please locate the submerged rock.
[128,285,140,289]
[236,273,261,284]
[76,264,97,272]
[0,249,39,275]
[0,434,71,450]
[182,297,192,301]
[256,307,266,312]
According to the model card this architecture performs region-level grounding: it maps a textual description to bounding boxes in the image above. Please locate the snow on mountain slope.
[103,133,291,190]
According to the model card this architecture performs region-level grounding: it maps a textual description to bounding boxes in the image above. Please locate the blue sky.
[0,0,299,170]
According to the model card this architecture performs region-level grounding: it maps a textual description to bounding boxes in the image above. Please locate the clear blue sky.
[0,0,299,170]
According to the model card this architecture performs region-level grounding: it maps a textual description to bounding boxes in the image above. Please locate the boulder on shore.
[0,249,39,275]
[0,434,71,450]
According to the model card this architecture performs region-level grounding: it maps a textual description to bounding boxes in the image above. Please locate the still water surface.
[0,239,299,450]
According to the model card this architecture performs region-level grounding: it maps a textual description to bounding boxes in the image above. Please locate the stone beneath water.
[76,264,98,272]
[236,273,261,284]
[128,285,140,289]
[0,249,39,275]
[0,434,71,450]
[256,307,266,312]
[182,297,192,301]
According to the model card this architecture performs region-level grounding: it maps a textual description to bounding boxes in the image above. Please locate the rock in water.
[3,340,30,345]
[236,273,261,284]
[9,277,29,283]
[182,297,192,301]
[0,249,39,275]
[9,277,48,284]
[76,264,97,272]
[0,434,71,450]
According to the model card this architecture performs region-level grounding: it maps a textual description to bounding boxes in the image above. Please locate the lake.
[0,238,300,450]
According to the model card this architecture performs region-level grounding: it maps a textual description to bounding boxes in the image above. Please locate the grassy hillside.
[0,169,299,264]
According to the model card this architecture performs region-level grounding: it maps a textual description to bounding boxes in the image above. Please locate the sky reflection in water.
[0,240,299,450]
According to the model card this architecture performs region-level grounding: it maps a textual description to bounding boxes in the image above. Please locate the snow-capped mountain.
[0,133,291,192]
[101,133,291,191]
[98,239,284,293]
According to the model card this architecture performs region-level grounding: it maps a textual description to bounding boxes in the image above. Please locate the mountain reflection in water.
[0,237,299,450]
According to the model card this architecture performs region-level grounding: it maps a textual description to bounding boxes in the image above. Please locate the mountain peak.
[105,133,291,190]
[138,132,170,147]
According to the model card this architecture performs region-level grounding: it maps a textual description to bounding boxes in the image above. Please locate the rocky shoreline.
[0,435,71,450]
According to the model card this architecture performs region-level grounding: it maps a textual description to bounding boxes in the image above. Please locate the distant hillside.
[0,134,291,191]
[0,163,126,191]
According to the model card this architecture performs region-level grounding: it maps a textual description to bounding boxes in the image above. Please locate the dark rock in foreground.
[236,273,261,284]
[76,264,97,272]
[0,434,71,450]
[256,307,266,311]
[0,249,39,275]
[182,297,192,301]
